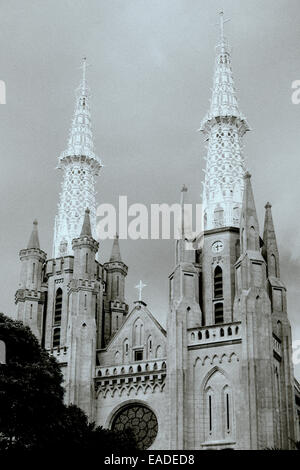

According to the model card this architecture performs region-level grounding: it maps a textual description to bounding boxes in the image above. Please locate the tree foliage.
[0,313,137,453]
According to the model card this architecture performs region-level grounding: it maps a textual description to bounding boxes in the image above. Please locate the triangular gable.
[103,302,166,353]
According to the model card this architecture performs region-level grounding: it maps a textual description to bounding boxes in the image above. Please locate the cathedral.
[14,12,300,450]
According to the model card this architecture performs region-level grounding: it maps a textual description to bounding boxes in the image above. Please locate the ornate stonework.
[53,59,102,258]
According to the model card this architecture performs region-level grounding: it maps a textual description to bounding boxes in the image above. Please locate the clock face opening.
[212,241,224,253]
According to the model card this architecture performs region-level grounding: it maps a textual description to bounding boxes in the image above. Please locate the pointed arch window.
[214,303,224,324]
[54,288,62,324]
[85,253,88,273]
[214,266,223,299]
[249,226,256,251]
[53,327,60,348]
[133,318,144,346]
[204,370,234,442]
[270,253,277,277]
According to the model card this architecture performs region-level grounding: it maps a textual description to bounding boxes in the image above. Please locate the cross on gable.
[135,280,147,302]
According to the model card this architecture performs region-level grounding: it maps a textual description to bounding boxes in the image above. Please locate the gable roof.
[103,301,166,352]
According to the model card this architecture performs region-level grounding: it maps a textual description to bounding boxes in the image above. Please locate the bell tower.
[199,11,248,326]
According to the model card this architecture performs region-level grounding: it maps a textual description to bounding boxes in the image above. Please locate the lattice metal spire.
[53,58,102,258]
[200,11,250,231]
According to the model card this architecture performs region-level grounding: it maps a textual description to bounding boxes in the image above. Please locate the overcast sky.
[0,0,299,377]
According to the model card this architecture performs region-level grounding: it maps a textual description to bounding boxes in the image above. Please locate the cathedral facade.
[14,13,300,450]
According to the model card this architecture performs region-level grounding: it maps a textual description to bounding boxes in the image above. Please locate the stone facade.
[14,13,300,450]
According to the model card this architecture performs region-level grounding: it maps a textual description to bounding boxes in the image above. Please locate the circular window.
[112,404,158,450]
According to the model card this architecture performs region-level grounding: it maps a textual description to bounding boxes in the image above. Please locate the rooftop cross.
[79,57,90,94]
[217,10,230,43]
[135,280,147,302]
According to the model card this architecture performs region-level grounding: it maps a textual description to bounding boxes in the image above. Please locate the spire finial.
[218,10,230,43]
[79,57,90,96]
[180,185,188,239]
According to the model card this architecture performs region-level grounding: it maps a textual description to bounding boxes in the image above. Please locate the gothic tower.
[103,234,128,345]
[53,58,102,258]
[167,186,202,449]
[41,62,105,416]
[15,220,47,342]
[199,11,247,328]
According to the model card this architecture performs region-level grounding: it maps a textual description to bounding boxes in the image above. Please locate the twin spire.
[59,58,101,166]
[200,11,249,130]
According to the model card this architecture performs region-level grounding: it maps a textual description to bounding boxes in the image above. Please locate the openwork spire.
[53,59,102,258]
[200,11,250,231]
[59,58,101,165]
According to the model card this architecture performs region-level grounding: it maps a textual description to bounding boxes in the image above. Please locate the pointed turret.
[80,208,92,237]
[103,236,128,344]
[72,207,99,280]
[262,203,280,278]
[53,58,103,258]
[110,234,122,262]
[240,172,260,253]
[200,11,249,230]
[27,219,40,249]
[15,220,47,342]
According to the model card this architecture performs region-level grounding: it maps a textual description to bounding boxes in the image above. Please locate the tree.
[0,313,137,453]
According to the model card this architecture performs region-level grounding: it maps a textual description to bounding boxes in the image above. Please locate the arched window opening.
[133,318,144,346]
[32,263,35,283]
[209,395,212,433]
[228,327,232,336]
[249,226,256,251]
[214,266,223,299]
[235,326,239,335]
[214,303,224,324]
[270,254,277,277]
[116,276,119,296]
[52,327,60,348]
[277,321,282,338]
[220,328,224,337]
[205,330,210,339]
[85,253,88,273]
[226,392,230,432]
[147,336,153,358]
[54,288,62,324]
[198,331,202,340]
[30,304,33,320]
[123,339,129,360]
